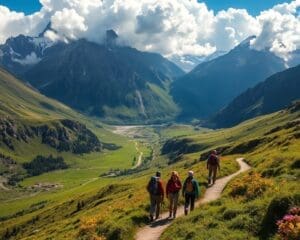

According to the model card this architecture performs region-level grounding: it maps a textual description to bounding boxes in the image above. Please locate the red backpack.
[208,154,219,165]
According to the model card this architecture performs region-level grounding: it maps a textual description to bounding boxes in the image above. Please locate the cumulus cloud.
[49,8,88,41]
[0,0,299,59]
[0,5,48,43]
[250,0,300,60]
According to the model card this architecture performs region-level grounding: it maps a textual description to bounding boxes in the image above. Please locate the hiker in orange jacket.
[147,171,164,222]
[182,171,200,215]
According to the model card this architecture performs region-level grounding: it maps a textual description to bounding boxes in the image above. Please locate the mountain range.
[0,31,183,124]
[1,32,299,125]
[210,64,300,128]
[169,51,227,72]
[171,36,286,120]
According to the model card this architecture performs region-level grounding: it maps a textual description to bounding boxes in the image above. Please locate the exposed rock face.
[161,138,209,164]
[0,117,101,154]
[0,117,34,150]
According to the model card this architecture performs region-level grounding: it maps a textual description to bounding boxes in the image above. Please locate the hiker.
[147,171,164,222]
[182,171,200,215]
[166,171,182,219]
[207,150,220,185]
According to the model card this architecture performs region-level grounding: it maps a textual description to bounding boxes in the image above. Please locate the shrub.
[229,172,272,200]
[260,194,300,239]
[277,207,300,240]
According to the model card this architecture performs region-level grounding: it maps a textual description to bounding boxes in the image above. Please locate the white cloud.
[0,0,299,59]
[250,1,300,60]
[50,8,87,41]
[12,52,41,65]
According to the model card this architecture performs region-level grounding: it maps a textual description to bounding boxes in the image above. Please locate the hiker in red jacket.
[147,171,164,222]
[207,150,220,185]
[166,171,182,219]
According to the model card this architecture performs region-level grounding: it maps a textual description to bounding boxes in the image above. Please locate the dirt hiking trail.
[135,158,251,240]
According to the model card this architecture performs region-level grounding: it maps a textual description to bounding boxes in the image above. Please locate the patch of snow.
[29,37,55,54]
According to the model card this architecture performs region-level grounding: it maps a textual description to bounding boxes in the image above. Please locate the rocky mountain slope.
[210,64,300,128]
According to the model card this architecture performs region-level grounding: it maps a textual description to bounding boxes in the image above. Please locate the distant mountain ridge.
[169,51,227,72]
[0,31,184,123]
[171,36,286,120]
[210,64,300,128]
[2,32,299,124]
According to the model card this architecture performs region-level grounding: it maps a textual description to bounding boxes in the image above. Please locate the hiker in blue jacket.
[147,171,164,222]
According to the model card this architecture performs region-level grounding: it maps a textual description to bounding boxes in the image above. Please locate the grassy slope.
[0,122,238,240]
[161,106,300,240]
[0,68,151,237]
[3,105,299,240]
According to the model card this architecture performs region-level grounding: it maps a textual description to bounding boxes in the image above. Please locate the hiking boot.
[149,215,154,222]
[168,212,172,218]
[173,212,176,219]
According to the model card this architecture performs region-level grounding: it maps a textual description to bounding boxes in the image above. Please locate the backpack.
[148,176,158,195]
[208,154,219,165]
[185,179,194,193]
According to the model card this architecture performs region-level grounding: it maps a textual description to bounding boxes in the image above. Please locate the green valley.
[1,64,299,239]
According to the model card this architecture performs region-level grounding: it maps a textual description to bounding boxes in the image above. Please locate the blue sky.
[201,0,293,15]
[0,0,42,14]
[0,0,293,15]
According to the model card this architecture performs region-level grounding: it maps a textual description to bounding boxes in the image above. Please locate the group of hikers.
[146,150,220,222]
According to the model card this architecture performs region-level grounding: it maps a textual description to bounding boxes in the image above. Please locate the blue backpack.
[148,176,158,195]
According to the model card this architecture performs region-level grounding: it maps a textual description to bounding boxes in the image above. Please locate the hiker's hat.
[156,171,161,177]
[188,170,194,177]
[212,149,217,154]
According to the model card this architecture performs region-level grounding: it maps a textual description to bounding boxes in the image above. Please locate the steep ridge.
[210,64,300,128]
[171,36,286,120]
[0,67,105,187]
[0,68,79,120]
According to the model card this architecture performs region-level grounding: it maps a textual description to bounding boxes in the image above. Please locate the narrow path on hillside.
[132,141,143,169]
[135,158,251,240]
[0,176,10,191]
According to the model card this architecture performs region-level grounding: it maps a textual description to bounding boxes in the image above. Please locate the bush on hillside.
[277,206,300,240]
[229,172,272,200]
[23,155,68,176]
[260,194,300,239]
